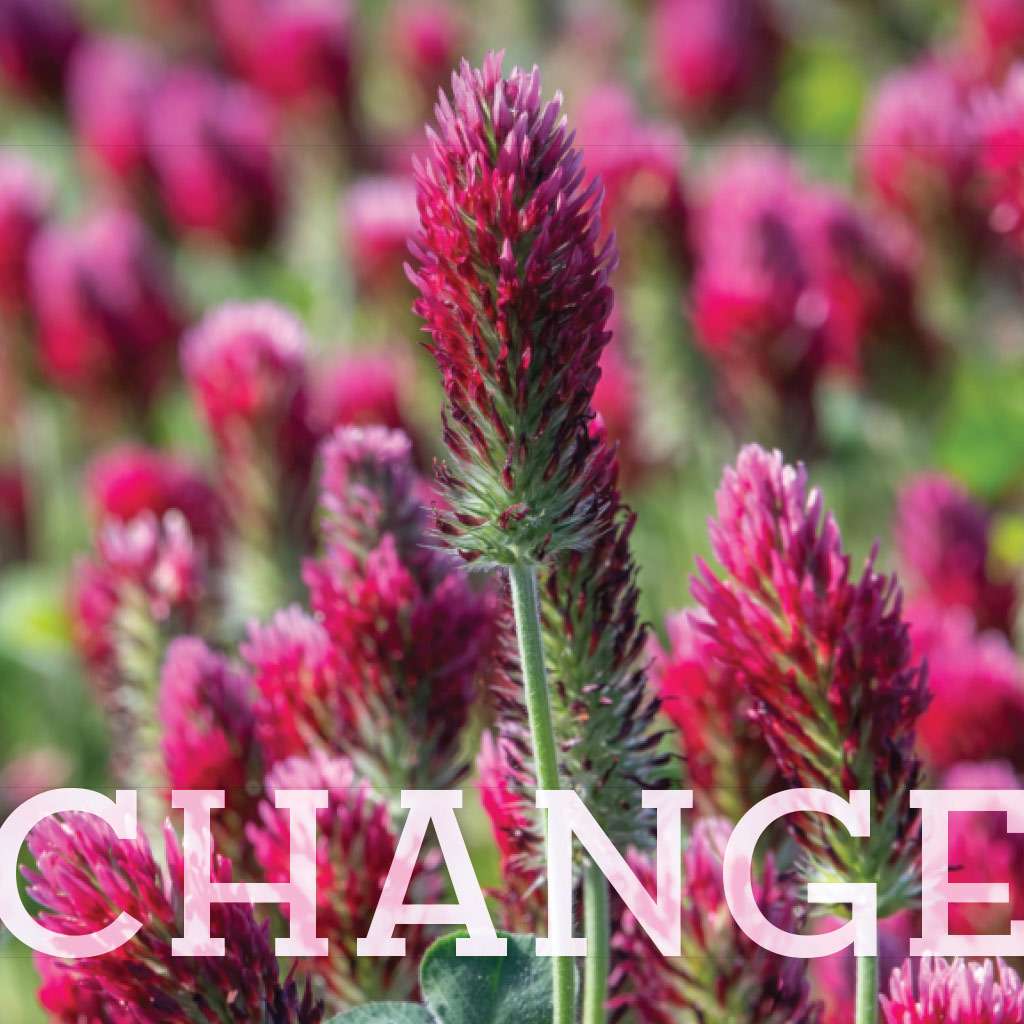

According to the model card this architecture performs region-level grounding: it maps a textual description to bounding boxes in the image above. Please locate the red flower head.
[159,637,262,847]
[212,0,354,115]
[85,444,224,561]
[895,473,1015,633]
[650,607,776,819]
[25,815,323,1023]
[388,0,467,98]
[0,150,50,318]
[972,65,1024,259]
[28,207,185,407]
[609,819,821,1024]
[248,750,429,1001]
[342,175,420,295]
[908,601,1024,771]
[692,445,929,909]
[883,957,1024,1024]
[860,63,974,230]
[958,0,1024,84]
[692,147,827,440]
[591,324,649,484]
[0,0,83,100]
[36,953,134,1023]
[576,84,689,264]
[68,36,164,190]
[409,51,618,564]
[147,66,284,248]
[648,0,779,118]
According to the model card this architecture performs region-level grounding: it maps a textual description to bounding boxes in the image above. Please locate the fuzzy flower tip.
[409,51,618,565]
[895,472,1015,634]
[26,814,322,1023]
[692,445,929,909]
[0,150,50,318]
[248,750,430,1001]
[609,819,820,1024]
[882,957,1024,1024]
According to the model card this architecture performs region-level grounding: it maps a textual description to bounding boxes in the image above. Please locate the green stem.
[508,562,575,1024]
[856,955,879,1024]
[582,858,609,1024]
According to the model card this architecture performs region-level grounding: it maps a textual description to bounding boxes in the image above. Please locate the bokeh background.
[2,0,1024,1019]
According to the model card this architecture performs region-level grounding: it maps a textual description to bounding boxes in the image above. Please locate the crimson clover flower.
[882,958,1024,1024]
[692,445,929,912]
[0,150,50,319]
[409,50,618,565]
[26,814,323,1023]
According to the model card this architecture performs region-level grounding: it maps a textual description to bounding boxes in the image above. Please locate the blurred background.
[2,0,1024,1018]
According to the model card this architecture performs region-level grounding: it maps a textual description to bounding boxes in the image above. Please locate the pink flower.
[388,0,467,97]
[248,750,428,1001]
[36,953,133,1023]
[958,0,1024,84]
[650,607,776,818]
[147,66,284,248]
[85,444,224,560]
[942,760,1024,938]
[0,0,83,100]
[860,63,975,229]
[882,957,1024,1023]
[909,601,1024,771]
[342,175,419,295]
[592,329,648,484]
[972,65,1024,258]
[0,461,28,562]
[68,36,163,190]
[895,473,1015,633]
[648,0,778,117]
[25,815,323,1022]
[211,0,354,115]
[0,150,50,318]
[409,51,618,562]
[28,208,185,406]
[159,637,261,846]
[609,819,820,1024]
[692,446,929,900]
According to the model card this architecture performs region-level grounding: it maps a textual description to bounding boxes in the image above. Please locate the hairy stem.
[582,858,609,1024]
[508,562,575,1024]
[856,955,879,1024]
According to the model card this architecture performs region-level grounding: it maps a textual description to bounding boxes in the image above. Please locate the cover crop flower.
[882,957,1024,1024]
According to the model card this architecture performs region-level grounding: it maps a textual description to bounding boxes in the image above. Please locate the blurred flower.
[68,36,163,191]
[576,84,689,266]
[942,760,1024,938]
[692,445,929,910]
[958,0,1024,84]
[882,957,1024,1023]
[908,601,1024,771]
[0,150,50,319]
[159,637,262,849]
[342,175,419,295]
[249,750,427,1002]
[147,66,284,248]
[648,0,778,118]
[28,207,185,409]
[409,52,618,563]
[650,607,776,819]
[692,147,826,441]
[894,473,1015,633]
[0,0,83,100]
[0,747,71,819]
[860,63,974,231]
[25,815,323,1023]
[85,444,224,561]
[0,462,28,563]
[972,64,1024,259]
[212,0,354,116]
[609,819,820,1024]
[388,0,467,99]
[592,331,648,484]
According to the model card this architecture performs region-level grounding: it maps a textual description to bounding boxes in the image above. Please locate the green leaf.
[326,1004,436,1024]
[418,933,555,1024]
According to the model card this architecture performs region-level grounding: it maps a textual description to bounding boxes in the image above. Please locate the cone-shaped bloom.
[692,445,929,910]
[609,819,821,1024]
[895,472,1016,634]
[0,150,50,318]
[882,957,1024,1024]
[343,176,420,296]
[409,51,618,564]
[248,750,432,1002]
[25,815,323,1023]
[650,608,777,819]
